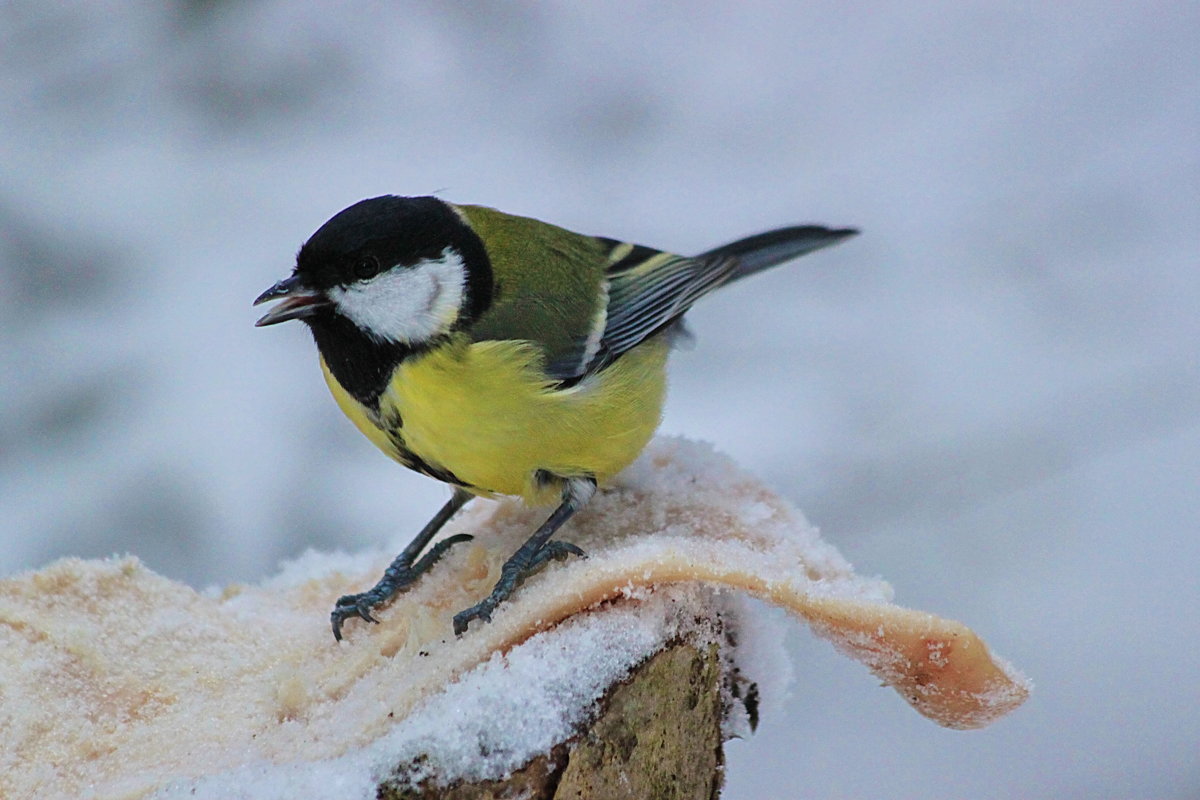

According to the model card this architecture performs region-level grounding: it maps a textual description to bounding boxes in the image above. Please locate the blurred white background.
[2,2,1197,797]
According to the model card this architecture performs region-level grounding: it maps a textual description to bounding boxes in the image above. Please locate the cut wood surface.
[0,438,1030,798]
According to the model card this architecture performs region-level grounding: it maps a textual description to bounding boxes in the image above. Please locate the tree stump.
[381,641,727,799]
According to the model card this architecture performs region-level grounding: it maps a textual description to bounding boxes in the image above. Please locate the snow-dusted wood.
[0,438,1028,798]
[381,642,725,799]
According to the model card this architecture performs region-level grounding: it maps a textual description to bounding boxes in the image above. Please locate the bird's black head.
[254,195,493,405]
[255,195,492,340]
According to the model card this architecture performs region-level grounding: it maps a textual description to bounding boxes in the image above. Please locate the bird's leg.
[332,487,474,641]
[453,477,595,636]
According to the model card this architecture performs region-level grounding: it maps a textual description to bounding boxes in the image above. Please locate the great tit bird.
[254,196,855,640]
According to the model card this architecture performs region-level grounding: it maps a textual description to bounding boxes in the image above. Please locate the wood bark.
[380,641,725,799]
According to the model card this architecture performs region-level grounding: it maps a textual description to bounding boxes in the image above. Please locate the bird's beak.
[253,275,328,326]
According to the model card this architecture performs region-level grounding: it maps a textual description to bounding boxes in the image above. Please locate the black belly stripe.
[381,405,403,432]
[385,428,471,488]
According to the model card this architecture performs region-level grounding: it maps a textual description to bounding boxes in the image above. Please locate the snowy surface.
[0,439,1022,799]
[1,3,1197,797]
[157,588,731,800]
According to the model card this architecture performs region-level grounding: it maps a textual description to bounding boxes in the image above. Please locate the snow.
[158,588,724,799]
[0,439,1026,798]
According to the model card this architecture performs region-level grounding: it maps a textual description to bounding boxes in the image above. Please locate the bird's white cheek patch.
[331,250,466,345]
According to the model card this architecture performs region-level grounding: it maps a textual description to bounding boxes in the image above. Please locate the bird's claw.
[452,539,585,637]
[452,601,494,637]
[331,593,384,641]
[529,540,586,569]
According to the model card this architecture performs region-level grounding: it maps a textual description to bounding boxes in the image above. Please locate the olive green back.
[456,204,608,370]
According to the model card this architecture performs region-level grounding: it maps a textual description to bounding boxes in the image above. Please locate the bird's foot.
[331,532,474,641]
[330,591,383,639]
[528,539,586,569]
[452,539,585,636]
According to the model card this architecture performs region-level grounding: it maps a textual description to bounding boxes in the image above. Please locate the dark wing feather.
[547,225,857,382]
[597,253,737,362]
[545,249,737,381]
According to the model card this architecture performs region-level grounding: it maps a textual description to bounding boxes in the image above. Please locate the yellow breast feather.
[372,335,669,503]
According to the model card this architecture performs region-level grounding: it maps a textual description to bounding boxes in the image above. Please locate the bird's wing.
[461,211,728,381]
[549,224,859,381]
[459,204,856,383]
[555,239,738,378]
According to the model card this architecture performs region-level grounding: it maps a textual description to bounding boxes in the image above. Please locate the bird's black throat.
[305,311,424,409]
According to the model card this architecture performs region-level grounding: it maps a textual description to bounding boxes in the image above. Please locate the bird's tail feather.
[699,225,858,282]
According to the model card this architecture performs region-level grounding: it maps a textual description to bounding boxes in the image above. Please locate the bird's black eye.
[353,255,380,281]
